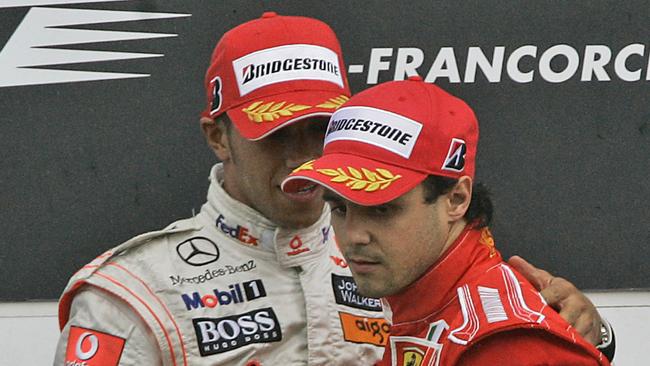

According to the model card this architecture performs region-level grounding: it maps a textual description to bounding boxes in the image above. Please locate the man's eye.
[371,205,389,215]
[329,205,347,216]
[310,122,328,136]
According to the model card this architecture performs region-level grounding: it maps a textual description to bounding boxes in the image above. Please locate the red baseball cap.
[202,12,350,140]
[281,76,479,206]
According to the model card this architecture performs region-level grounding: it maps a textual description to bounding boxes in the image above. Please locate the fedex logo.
[181,279,266,311]
[216,215,259,246]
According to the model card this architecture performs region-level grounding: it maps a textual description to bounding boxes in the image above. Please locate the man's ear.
[200,116,230,161]
[446,176,473,221]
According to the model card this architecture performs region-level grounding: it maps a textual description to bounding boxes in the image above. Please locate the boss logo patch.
[193,308,282,356]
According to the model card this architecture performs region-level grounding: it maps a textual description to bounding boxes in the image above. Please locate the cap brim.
[227,90,349,141]
[281,153,427,206]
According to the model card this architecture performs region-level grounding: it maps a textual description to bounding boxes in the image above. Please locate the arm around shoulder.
[54,286,162,366]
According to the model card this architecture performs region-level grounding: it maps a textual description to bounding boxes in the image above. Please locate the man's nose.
[342,212,372,247]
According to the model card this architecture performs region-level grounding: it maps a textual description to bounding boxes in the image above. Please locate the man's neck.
[441,219,468,256]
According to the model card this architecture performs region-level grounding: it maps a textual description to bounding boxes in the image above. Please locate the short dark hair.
[421,175,493,228]
[215,114,233,134]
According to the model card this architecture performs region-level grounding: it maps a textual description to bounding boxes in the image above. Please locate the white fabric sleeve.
[53,286,163,366]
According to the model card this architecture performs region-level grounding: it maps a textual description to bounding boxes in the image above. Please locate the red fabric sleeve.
[457,328,602,366]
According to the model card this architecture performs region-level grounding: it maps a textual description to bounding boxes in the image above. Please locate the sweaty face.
[325,185,454,298]
[223,117,328,228]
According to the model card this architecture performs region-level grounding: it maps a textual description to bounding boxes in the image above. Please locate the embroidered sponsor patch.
[286,235,310,256]
[332,274,382,311]
[442,138,466,172]
[65,326,125,366]
[389,336,442,366]
[233,44,343,96]
[193,308,282,356]
[169,260,257,287]
[181,279,266,311]
[330,255,348,268]
[339,311,390,346]
[209,76,223,114]
[216,214,259,246]
[176,237,220,266]
[325,106,423,158]
[479,227,496,258]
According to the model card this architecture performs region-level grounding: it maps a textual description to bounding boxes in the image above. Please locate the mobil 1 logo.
[193,307,282,356]
[331,274,382,312]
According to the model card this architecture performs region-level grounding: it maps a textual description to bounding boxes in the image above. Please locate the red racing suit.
[377,226,610,366]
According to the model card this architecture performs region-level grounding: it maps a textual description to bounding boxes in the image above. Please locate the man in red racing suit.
[282,77,610,365]
[380,225,609,365]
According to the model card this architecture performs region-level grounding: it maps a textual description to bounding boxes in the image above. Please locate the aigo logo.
[339,312,390,346]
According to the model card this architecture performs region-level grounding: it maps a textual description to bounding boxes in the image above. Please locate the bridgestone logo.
[193,308,282,356]
[325,106,422,158]
[331,274,382,312]
[233,44,343,96]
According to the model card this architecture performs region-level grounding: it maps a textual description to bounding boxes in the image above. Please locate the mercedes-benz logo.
[176,237,220,266]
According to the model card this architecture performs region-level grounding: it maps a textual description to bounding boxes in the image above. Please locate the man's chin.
[272,203,324,229]
[276,211,323,229]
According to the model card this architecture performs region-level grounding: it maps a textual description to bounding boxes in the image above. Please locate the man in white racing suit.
[54,11,614,366]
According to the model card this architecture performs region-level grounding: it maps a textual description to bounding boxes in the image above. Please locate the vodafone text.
[359,44,650,84]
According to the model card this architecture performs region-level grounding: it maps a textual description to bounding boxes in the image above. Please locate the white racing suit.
[54,164,386,365]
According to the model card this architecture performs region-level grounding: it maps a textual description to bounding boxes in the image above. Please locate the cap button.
[261,11,277,18]
[408,75,423,81]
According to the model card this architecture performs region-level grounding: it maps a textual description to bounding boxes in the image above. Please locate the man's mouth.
[347,257,381,274]
[282,183,322,202]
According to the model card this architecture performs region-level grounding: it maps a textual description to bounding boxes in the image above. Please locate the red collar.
[385,225,501,324]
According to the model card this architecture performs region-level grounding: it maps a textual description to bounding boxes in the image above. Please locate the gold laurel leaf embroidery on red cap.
[293,159,315,173]
[316,95,350,109]
[316,166,401,192]
[479,227,497,258]
[242,100,312,123]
